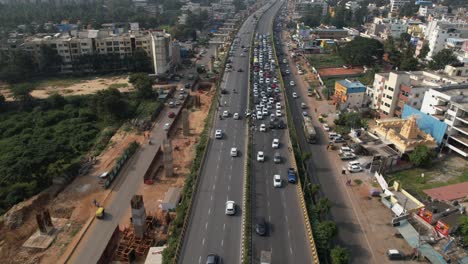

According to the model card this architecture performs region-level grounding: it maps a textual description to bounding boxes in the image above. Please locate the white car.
[289,80,295,86]
[262,108,269,116]
[233,113,240,120]
[225,201,236,215]
[273,174,282,188]
[349,161,361,167]
[323,124,330,131]
[257,151,265,162]
[256,111,263,120]
[259,123,267,132]
[348,164,363,173]
[292,92,298,98]
[298,70,304,75]
[341,152,356,160]
[215,129,223,139]
[223,110,229,118]
[340,146,352,154]
[273,78,278,83]
[301,102,307,109]
[163,123,171,131]
[231,147,238,157]
[275,110,282,117]
[276,102,282,109]
[272,138,279,149]
[265,78,270,84]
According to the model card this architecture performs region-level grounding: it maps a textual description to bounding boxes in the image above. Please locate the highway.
[178,4,272,263]
[275,15,377,263]
[250,0,313,263]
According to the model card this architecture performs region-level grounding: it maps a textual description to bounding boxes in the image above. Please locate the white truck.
[261,250,271,264]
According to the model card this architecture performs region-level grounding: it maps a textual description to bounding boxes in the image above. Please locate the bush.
[409,145,435,167]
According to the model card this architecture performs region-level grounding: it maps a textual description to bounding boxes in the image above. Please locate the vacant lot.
[306,54,345,69]
[387,155,468,199]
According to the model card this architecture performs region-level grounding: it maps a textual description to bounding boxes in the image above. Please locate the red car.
[168,112,175,118]
[271,83,277,88]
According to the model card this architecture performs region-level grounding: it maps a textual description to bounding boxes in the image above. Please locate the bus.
[303,116,317,143]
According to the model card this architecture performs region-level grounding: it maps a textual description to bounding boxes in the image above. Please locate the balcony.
[453,125,468,136]
[456,115,468,125]
[434,104,448,112]
[447,136,468,157]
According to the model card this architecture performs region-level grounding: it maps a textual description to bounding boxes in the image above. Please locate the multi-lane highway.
[275,13,377,263]
[250,1,313,263]
[179,4,271,263]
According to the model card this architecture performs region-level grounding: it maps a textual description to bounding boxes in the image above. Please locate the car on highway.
[168,112,176,118]
[301,102,307,109]
[323,124,330,131]
[276,102,282,109]
[287,168,297,184]
[206,254,220,264]
[262,108,269,116]
[233,113,240,120]
[231,147,238,157]
[302,111,308,117]
[292,92,298,98]
[274,152,281,163]
[272,138,279,148]
[273,174,282,187]
[225,201,236,215]
[215,129,223,139]
[257,151,265,162]
[255,217,267,236]
[289,80,295,86]
[275,110,282,117]
[285,69,290,74]
[163,123,171,131]
[222,110,229,118]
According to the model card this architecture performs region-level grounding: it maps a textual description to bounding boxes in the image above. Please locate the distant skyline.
[0,0,95,4]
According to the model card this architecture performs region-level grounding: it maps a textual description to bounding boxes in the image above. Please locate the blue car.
[287,168,297,184]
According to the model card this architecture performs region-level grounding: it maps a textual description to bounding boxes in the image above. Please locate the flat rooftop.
[423,182,468,201]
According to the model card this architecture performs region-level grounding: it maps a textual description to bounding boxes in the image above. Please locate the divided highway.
[250,0,313,263]
[179,4,271,263]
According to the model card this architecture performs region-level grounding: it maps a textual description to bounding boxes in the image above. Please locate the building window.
[413,102,417,106]
[107,47,112,52]
[71,44,77,48]
[384,103,390,107]
[113,41,119,45]
[106,42,112,46]
[388,87,394,91]
[414,93,419,98]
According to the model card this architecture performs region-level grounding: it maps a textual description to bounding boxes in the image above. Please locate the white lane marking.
[211,195,213,201]
[213,184,216,190]
[199,256,202,264]
[288,230,291,238]
[289,247,293,255]
[223,223,226,231]
[228,185,230,191]
[221,239,224,247]
[208,208,211,215]
[269,215,271,222]
[203,238,206,245]
[285,215,289,223]
[205,222,208,230]
[267,201,270,208]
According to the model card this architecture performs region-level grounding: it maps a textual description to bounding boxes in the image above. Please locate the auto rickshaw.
[96,207,105,219]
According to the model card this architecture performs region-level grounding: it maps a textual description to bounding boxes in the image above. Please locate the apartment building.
[367,66,468,118]
[390,0,410,13]
[424,19,468,60]
[20,26,173,74]
[294,0,328,17]
[420,87,468,157]
[418,5,448,18]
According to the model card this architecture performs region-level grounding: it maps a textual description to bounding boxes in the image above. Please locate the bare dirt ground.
[0,84,214,264]
[317,66,364,78]
[0,76,133,100]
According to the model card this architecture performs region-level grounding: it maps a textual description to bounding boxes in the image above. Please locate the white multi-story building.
[367,65,468,118]
[418,5,448,18]
[150,31,171,75]
[420,86,468,157]
[424,19,468,60]
[390,0,410,13]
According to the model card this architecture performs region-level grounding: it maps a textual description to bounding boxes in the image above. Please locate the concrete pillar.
[163,138,174,177]
[36,210,54,234]
[182,109,190,136]
[131,195,147,239]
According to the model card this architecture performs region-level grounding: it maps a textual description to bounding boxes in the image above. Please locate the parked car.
[323,124,330,131]
[260,123,267,132]
[257,151,265,162]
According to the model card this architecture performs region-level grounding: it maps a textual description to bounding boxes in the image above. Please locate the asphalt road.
[68,89,187,264]
[179,4,273,264]
[276,20,376,263]
[250,1,313,263]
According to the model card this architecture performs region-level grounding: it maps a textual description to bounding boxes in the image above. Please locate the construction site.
[0,79,215,264]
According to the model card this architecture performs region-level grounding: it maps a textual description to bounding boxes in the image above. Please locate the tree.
[428,49,458,70]
[338,37,383,66]
[418,43,430,59]
[91,88,129,122]
[314,221,338,256]
[409,145,435,167]
[459,216,468,245]
[399,56,419,71]
[300,6,323,27]
[310,184,321,203]
[129,73,155,99]
[10,83,34,102]
[316,197,332,220]
[331,246,350,264]
[37,45,62,74]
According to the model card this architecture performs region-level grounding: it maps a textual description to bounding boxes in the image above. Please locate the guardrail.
[168,12,255,264]
[269,5,320,264]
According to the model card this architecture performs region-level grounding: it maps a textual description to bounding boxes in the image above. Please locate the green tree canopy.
[418,43,430,59]
[459,216,468,245]
[338,37,384,66]
[314,221,338,256]
[428,49,459,70]
[331,246,350,264]
[129,72,155,98]
[10,83,34,102]
[409,145,435,167]
[300,6,323,27]
[91,88,129,122]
